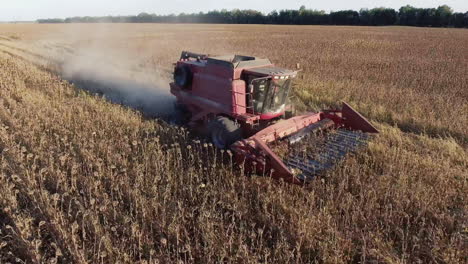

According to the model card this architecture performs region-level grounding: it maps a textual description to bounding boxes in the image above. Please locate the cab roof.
[244,66,297,77]
[207,54,272,69]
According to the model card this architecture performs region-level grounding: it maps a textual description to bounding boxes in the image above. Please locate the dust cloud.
[60,51,175,118]
[52,25,176,119]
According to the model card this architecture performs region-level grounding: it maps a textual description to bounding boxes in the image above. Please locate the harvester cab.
[170,51,378,184]
[243,67,297,119]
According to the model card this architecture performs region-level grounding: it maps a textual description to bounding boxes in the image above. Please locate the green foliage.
[36,5,468,28]
[398,5,461,27]
[36,18,64,23]
[330,10,360,25]
[360,8,397,25]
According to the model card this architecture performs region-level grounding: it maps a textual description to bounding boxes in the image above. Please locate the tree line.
[37,5,468,28]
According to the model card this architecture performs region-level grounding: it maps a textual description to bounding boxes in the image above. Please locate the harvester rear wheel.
[208,116,242,149]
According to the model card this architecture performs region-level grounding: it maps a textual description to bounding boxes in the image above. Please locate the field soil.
[0,24,467,263]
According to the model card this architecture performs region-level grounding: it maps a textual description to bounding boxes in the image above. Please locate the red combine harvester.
[170,51,378,184]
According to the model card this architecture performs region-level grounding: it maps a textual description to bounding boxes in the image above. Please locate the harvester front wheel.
[208,116,242,149]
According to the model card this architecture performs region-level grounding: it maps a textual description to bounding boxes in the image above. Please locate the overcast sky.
[1,0,467,21]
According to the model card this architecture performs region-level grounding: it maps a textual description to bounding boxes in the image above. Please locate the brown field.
[0,24,467,263]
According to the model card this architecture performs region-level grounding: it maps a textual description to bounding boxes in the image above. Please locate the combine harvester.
[170,51,378,184]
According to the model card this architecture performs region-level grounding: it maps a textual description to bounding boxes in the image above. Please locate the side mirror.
[248,84,254,94]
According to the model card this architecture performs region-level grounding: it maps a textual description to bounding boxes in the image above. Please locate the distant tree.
[435,5,453,26]
[368,8,397,25]
[417,8,437,26]
[296,8,328,25]
[359,8,371,25]
[330,10,359,25]
[36,5,467,28]
[450,12,468,28]
[37,18,64,23]
[277,10,293,24]
[267,10,279,24]
[398,5,418,26]
[135,12,153,23]
[463,11,468,27]
[449,12,465,27]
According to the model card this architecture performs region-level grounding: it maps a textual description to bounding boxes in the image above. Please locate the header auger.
[170,51,378,184]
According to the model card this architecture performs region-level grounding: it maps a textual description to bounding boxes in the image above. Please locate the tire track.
[0,40,61,69]
[0,46,59,77]
[0,35,11,41]
[0,42,49,61]
[0,39,65,80]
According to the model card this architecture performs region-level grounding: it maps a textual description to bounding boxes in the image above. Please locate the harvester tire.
[174,65,192,88]
[208,116,242,149]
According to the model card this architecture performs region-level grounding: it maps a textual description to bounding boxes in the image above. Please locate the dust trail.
[25,23,177,119]
[2,24,177,119]
[59,48,175,119]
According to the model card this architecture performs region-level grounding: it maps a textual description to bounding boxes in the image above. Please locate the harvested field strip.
[0,41,50,61]
[0,42,55,72]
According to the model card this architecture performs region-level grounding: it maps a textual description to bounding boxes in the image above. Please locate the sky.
[1,0,467,22]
